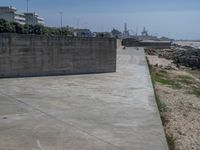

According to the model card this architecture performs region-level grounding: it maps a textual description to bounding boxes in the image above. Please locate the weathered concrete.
[122,38,171,49]
[0,33,116,78]
[0,47,168,150]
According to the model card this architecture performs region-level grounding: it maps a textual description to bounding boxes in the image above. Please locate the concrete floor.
[0,47,168,150]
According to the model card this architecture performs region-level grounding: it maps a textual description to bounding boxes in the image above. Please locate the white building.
[0,6,26,25]
[0,6,45,26]
[24,12,44,25]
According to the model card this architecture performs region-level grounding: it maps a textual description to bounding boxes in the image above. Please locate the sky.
[0,0,200,39]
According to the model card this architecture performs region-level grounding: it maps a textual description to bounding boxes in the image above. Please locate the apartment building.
[24,12,44,25]
[0,6,44,25]
[0,6,26,25]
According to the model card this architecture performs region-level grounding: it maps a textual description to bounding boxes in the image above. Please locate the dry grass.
[147,55,200,150]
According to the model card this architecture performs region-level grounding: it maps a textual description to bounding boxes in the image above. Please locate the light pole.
[59,12,63,34]
[26,0,30,12]
[168,32,170,38]
[76,19,80,29]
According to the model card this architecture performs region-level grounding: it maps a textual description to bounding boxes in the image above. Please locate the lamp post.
[26,0,29,12]
[59,12,63,35]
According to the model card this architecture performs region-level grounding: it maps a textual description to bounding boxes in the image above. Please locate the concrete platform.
[0,47,168,150]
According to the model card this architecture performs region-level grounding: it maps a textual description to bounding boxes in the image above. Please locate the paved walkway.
[0,47,168,150]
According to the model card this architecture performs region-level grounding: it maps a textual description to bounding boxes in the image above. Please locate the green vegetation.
[150,67,182,89]
[156,94,167,113]
[146,58,167,114]
[177,75,193,80]
[152,67,200,98]
[177,75,194,85]
[155,93,167,125]
[0,19,73,36]
[146,58,176,150]
[150,66,200,91]
[111,28,122,38]
[147,57,200,150]
[166,134,176,150]
[189,88,200,97]
[175,75,200,97]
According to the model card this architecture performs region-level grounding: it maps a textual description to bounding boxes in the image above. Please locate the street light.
[59,12,63,35]
[26,0,30,12]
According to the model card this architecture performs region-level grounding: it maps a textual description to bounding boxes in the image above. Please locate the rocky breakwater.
[145,45,200,69]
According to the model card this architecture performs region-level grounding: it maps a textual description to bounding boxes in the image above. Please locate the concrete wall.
[0,33,116,78]
[116,39,122,48]
[122,38,171,49]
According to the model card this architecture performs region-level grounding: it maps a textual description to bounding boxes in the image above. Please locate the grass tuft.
[146,57,200,150]
[177,75,194,85]
[146,57,175,150]
[166,134,176,150]
[150,67,182,89]
[189,88,200,97]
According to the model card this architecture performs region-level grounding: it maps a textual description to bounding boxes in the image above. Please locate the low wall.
[0,33,116,78]
[122,38,171,49]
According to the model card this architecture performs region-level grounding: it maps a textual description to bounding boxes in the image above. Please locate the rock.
[147,46,200,69]
[154,64,158,67]
[164,66,172,70]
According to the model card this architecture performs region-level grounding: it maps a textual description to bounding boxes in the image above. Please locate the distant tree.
[111,28,122,38]
[23,24,29,34]
[10,22,24,34]
[96,32,112,38]
[61,27,73,36]
[28,25,35,34]
[0,19,15,33]
[0,19,6,32]
[0,19,73,36]
[33,24,45,35]
[48,27,59,35]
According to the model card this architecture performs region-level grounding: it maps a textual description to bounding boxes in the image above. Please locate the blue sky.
[1,0,200,39]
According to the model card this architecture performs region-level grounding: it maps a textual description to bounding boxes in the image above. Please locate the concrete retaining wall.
[116,39,122,48]
[122,38,171,49]
[0,33,116,78]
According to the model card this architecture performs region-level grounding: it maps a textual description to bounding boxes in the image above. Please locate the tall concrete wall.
[116,39,122,48]
[0,33,116,78]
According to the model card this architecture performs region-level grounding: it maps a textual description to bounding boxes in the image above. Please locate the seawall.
[0,33,116,78]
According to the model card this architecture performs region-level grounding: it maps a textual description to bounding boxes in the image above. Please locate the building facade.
[24,13,44,25]
[73,29,93,37]
[0,6,26,25]
[0,6,44,25]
